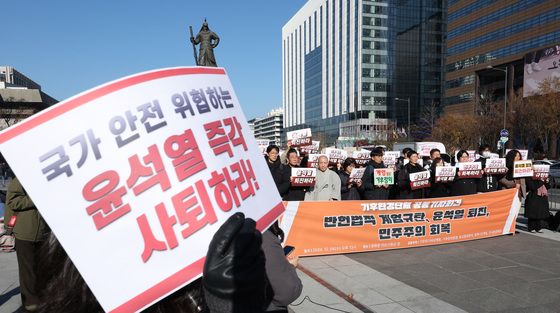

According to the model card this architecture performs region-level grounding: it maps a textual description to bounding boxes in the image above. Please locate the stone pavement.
[1,223,560,313]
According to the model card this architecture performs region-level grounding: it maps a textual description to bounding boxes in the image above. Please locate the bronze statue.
[189,20,220,67]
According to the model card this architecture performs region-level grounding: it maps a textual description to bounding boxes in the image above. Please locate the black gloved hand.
[203,212,266,312]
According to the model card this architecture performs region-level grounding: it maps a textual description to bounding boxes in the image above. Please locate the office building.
[0,66,57,130]
[252,108,284,146]
[282,0,446,146]
[445,0,560,114]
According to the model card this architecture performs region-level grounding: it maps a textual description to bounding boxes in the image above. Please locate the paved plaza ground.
[1,217,560,313]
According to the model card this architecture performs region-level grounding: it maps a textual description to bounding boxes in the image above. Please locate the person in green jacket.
[4,177,49,312]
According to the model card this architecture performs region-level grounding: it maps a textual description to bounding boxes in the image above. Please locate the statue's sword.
[189,26,198,65]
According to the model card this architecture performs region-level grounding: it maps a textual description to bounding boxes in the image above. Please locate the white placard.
[349,168,366,182]
[300,140,320,154]
[382,151,400,169]
[286,128,312,147]
[352,149,370,166]
[325,148,347,164]
[409,171,431,190]
[533,164,550,180]
[484,158,508,175]
[0,67,284,313]
[256,139,269,155]
[513,160,533,178]
[457,162,483,178]
[416,142,446,157]
[291,167,317,186]
[435,166,456,182]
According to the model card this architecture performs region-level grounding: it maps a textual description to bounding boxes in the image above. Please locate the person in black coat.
[429,157,450,198]
[451,150,479,196]
[397,150,429,199]
[283,148,307,201]
[476,144,501,193]
[338,158,363,200]
[265,145,290,199]
[525,178,550,233]
[362,148,390,200]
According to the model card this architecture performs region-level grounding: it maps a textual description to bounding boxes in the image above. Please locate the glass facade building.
[282,0,446,146]
[445,0,560,114]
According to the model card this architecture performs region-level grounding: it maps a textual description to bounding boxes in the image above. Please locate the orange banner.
[281,189,521,258]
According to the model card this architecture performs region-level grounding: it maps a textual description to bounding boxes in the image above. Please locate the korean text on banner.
[435,166,456,182]
[280,189,520,258]
[382,151,399,169]
[374,168,394,185]
[325,148,347,165]
[484,158,508,175]
[410,171,430,190]
[286,128,312,147]
[0,67,284,313]
[300,141,320,154]
[349,168,365,183]
[352,150,370,166]
[533,164,550,181]
[291,167,317,186]
[514,160,534,178]
[457,162,483,179]
[256,139,269,155]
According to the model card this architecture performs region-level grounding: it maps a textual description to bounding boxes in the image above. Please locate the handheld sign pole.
[189,26,198,65]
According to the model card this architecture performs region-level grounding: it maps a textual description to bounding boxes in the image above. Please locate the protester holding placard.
[265,145,290,198]
[283,148,307,201]
[362,148,390,200]
[338,158,363,200]
[451,150,479,196]
[476,144,503,193]
[397,150,429,199]
[4,177,50,312]
[500,149,526,201]
[304,156,341,201]
[524,155,550,233]
[429,158,451,198]
[424,148,441,170]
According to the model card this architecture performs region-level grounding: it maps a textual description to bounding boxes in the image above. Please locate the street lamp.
[395,97,410,140]
[486,65,507,130]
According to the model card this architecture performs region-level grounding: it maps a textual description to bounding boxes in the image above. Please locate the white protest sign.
[457,162,483,178]
[307,154,328,168]
[352,149,370,166]
[435,166,456,182]
[291,167,316,186]
[256,139,269,155]
[300,140,320,154]
[373,168,394,185]
[533,164,550,181]
[382,151,400,169]
[0,67,284,313]
[513,160,533,178]
[325,148,347,165]
[416,142,446,157]
[506,149,529,160]
[484,158,508,175]
[409,171,431,190]
[286,128,312,147]
[349,168,366,183]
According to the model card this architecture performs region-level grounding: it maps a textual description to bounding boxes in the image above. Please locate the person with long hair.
[338,157,363,200]
[524,153,550,233]
[397,150,429,199]
[429,157,450,198]
[500,149,526,202]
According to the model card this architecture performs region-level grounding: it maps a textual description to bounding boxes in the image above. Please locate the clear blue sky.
[3,0,306,119]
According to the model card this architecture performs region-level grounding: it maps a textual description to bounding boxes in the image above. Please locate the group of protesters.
[264,143,553,234]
